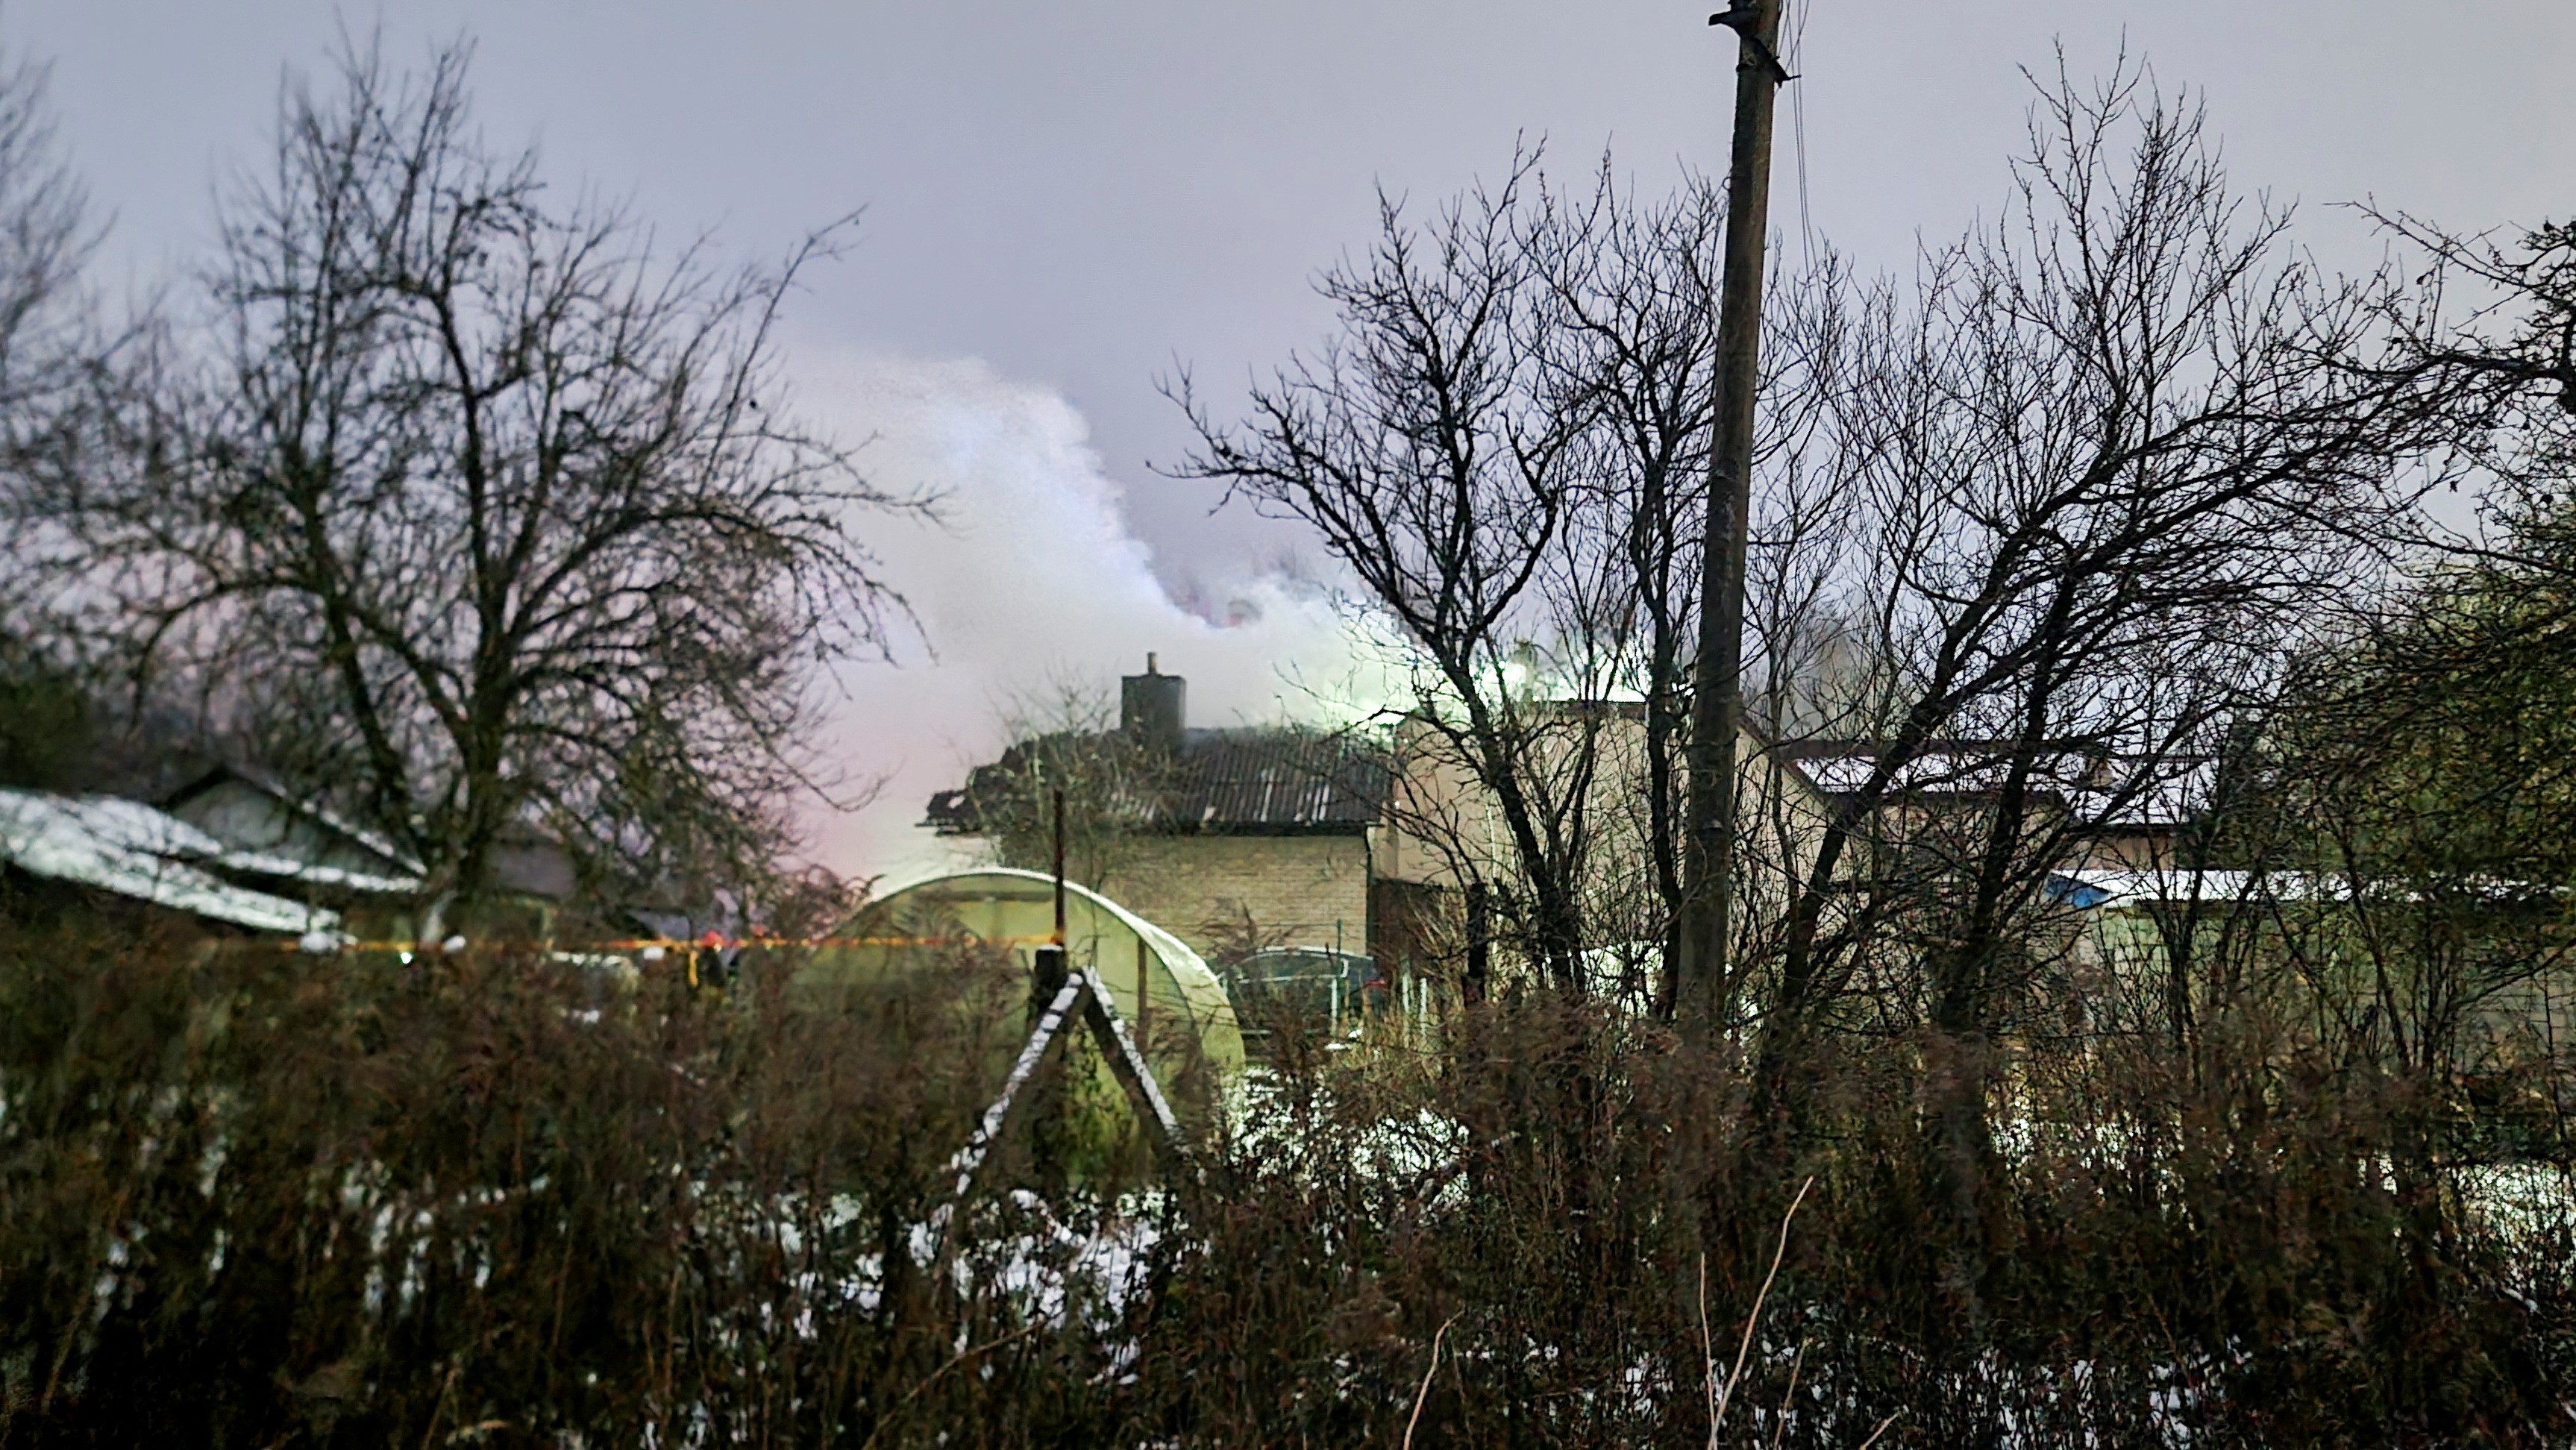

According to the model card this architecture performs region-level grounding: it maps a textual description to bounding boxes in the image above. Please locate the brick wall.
[1097,834,1370,964]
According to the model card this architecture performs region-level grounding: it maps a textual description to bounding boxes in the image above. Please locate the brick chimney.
[1120,653,1185,753]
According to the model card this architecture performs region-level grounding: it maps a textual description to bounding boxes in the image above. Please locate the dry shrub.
[3,913,2571,1446]
[1120,997,2573,1447]
[0,912,1078,1446]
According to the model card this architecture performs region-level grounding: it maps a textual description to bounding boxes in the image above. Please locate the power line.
[1787,0,1817,268]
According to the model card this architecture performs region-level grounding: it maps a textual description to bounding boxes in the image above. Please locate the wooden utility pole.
[1676,0,1791,1022]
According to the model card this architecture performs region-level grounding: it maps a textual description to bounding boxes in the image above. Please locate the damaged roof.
[927,726,1392,837]
[1166,728,1391,832]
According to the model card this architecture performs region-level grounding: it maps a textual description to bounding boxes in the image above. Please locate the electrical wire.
[1785,0,1817,269]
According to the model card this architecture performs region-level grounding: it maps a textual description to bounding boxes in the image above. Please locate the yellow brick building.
[923,657,1391,968]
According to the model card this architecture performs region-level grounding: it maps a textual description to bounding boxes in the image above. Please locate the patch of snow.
[209,846,421,895]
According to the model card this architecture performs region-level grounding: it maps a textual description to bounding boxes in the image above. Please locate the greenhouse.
[795,867,1247,1090]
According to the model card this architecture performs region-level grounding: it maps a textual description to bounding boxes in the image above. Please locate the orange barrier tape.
[237,933,1068,955]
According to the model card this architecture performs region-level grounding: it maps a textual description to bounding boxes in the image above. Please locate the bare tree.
[1167,154,1601,990]
[1730,62,2455,1324]
[2207,201,2576,1166]
[1514,166,1721,1002]
[0,38,104,789]
[0,43,94,427]
[1168,157,1816,999]
[6,37,923,924]
[2366,208,2576,486]
[1524,177,1855,1010]
[936,677,1173,893]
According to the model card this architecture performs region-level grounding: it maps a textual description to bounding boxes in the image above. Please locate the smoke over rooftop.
[791,351,1405,885]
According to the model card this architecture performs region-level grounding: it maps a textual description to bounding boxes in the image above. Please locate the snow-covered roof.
[1782,745,2210,829]
[2055,865,2566,911]
[0,788,341,934]
[207,847,422,896]
[2049,867,2267,910]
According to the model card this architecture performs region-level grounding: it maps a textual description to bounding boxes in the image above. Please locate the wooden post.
[1135,935,1152,1045]
[930,970,1088,1261]
[1677,0,1792,1024]
[1050,785,1067,947]
[1078,967,1191,1172]
[1465,881,1491,1005]
[1032,944,1069,1011]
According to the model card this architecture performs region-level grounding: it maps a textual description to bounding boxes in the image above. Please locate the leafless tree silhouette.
[7,37,927,920]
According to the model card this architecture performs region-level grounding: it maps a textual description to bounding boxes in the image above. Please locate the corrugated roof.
[927,726,1391,837]
[0,788,342,934]
[1165,729,1388,832]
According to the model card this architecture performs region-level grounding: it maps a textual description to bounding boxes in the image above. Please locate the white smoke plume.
[788,351,1405,886]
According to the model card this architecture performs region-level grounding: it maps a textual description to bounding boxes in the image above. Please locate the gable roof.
[0,788,340,934]
[161,765,586,902]
[1160,728,1391,832]
[927,726,1393,838]
[163,762,425,876]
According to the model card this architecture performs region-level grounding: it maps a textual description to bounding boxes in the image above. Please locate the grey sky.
[15,1,2575,877]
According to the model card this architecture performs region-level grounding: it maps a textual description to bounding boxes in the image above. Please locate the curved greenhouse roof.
[797,867,1245,1084]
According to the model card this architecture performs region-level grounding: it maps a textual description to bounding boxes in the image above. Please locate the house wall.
[2075,829,2184,871]
[1374,714,1830,921]
[1097,834,1371,964]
